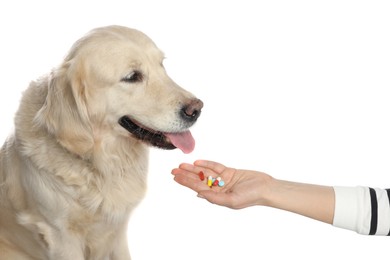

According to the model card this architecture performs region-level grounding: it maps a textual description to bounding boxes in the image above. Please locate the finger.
[197,190,232,207]
[177,162,200,173]
[171,166,193,175]
[171,168,200,184]
[175,162,220,179]
[193,160,227,174]
[173,173,210,192]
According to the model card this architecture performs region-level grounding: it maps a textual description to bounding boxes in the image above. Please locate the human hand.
[171,160,274,209]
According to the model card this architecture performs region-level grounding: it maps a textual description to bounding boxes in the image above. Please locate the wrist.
[256,176,280,207]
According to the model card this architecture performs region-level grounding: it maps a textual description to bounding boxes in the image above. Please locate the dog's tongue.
[165,131,195,154]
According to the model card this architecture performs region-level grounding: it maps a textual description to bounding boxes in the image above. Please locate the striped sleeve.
[332,186,390,235]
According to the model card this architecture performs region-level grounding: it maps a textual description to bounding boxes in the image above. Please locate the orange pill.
[198,171,205,181]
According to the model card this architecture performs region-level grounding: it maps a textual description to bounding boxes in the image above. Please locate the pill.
[213,179,219,186]
[198,171,205,181]
[217,177,225,187]
[207,176,213,187]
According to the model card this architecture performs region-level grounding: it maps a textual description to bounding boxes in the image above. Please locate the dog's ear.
[34,61,94,157]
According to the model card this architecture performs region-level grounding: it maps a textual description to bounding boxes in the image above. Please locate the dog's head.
[35,25,203,156]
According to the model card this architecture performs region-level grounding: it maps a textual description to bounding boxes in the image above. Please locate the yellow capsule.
[207,176,213,187]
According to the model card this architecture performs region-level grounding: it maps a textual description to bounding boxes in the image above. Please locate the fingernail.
[197,193,205,199]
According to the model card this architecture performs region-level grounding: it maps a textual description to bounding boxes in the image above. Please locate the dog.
[0,25,203,259]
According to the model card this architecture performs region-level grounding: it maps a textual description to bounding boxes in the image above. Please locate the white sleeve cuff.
[332,186,371,235]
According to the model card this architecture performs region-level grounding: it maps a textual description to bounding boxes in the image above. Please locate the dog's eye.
[122,71,143,83]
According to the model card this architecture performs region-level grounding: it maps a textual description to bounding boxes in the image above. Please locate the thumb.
[197,190,228,206]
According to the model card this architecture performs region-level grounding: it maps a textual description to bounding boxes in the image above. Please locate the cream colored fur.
[0,25,200,259]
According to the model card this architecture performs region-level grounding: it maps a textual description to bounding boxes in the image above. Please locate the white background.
[1,1,389,259]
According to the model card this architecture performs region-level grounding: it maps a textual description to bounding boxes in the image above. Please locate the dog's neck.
[16,124,149,224]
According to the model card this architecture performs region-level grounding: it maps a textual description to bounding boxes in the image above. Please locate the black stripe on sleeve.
[386,189,390,236]
[369,187,378,235]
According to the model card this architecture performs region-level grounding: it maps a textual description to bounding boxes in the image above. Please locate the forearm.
[265,179,335,224]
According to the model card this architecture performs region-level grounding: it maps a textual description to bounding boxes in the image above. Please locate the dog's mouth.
[118,116,195,154]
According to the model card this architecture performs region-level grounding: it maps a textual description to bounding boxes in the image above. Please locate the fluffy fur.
[0,25,202,259]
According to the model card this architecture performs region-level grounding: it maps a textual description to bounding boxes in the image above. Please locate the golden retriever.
[0,25,203,259]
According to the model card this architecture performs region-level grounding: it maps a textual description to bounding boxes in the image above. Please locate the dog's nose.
[181,98,203,122]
